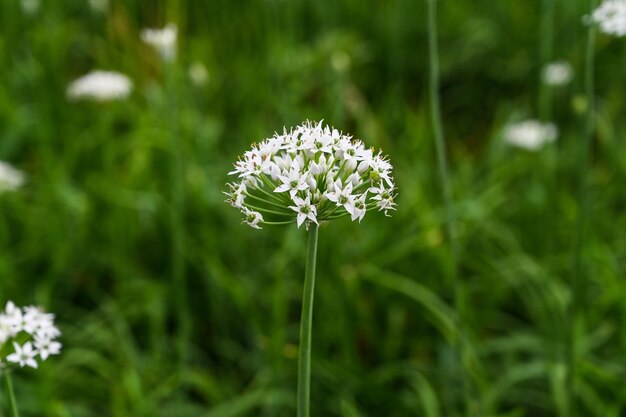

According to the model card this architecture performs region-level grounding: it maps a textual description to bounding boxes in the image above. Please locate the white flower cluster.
[225,121,396,229]
[0,161,25,194]
[66,71,133,102]
[141,24,178,62]
[0,302,62,369]
[65,22,177,103]
[88,0,109,12]
[592,0,626,37]
[20,0,40,14]
[542,61,573,86]
[504,120,558,151]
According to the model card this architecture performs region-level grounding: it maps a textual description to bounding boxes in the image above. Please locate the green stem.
[262,220,296,225]
[166,61,190,373]
[255,178,293,204]
[566,2,596,415]
[243,201,294,217]
[538,0,556,122]
[427,0,457,278]
[246,190,292,209]
[426,0,475,415]
[3,372,20,417]
[297,223,319,417]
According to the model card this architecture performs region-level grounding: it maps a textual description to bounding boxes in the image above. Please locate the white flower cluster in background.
[225,121,396,229]
[88,0,109,13]
[0,302,62,369]
[20,0,40,14]
[66,71,133,102]
[504,120,558,151]
[65,22,177,102]
[0,161,26,194]
[543,61,573,86]
[189,62,210,86]
[591,0,626,36]
[141,24,178,61]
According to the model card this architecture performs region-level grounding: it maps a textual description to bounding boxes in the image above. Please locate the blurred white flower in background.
[543,61,573,86]
[141,24,178,61]
[20,0,40,14]
[88,0,109,12]
[0,161,25,193]
[591,0,626,36]
[504,120,558,151]
[331,51,351,73]
[0,301,62,369]
[66,71,133,102]
[189,62,209,86]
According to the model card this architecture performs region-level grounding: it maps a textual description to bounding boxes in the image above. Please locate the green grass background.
[1,0,626,416]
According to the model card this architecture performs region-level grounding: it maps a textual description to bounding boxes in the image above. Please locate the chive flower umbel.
[0,301,62,369]
[225,121,396,229]
[591,0,626,37]
[504,119,558,151]
[542,61,574,87]
[0,161,25,194]
[66,71,133,102]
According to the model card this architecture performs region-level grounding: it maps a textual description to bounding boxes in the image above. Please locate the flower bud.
[347,173,360,187]
[326,174,335,192]
[357,160,369,174]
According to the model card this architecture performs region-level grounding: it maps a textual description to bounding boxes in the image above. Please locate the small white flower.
[543,61,573,86]
[3,301,23,334]
[141,24,178,61]
[0,161,25,194]
[335,139,359,165]
[311,129,334,154]
[592,0,626,36]
[242,208,263,229]
[345,194,367,222]
[290,196,318,228]
[34,336,62,360]
[504,120,558,151]
[224,183,247,209]
[370,184,397,216]
[326,179,354,208]
[23,307,55,335]
[67,71,132,102]
[274,163,310,198]
[7,342,38,369]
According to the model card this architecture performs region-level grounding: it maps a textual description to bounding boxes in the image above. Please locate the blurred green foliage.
[1,0,626,416]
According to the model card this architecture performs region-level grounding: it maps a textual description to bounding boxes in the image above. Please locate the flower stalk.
[167,63,191,371]
[567,1,597,415]
[539,0,556,122]
[426,0,476,415]
[3,371,20,417]
[297,223,319,417]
